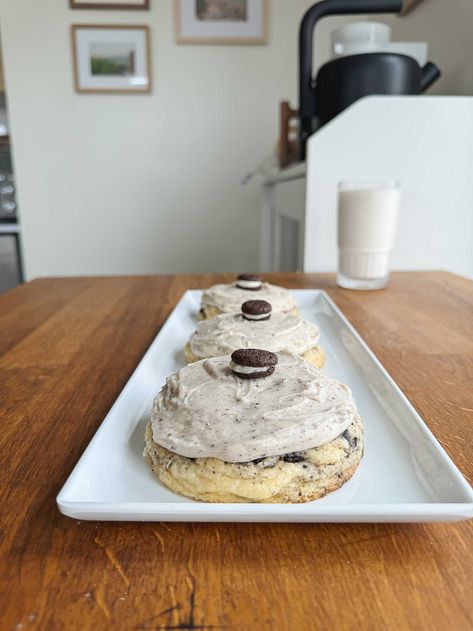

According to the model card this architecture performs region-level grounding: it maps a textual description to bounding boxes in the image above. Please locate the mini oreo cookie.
[236,274,262,291]
[230,348,278,380]
[241,300,272,321]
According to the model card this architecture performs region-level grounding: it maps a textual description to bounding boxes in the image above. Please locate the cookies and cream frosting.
[150,352,357,462]
[201,282,297,314]
[190,312,320,359]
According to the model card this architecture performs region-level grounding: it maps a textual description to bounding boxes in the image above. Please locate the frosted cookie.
[144,351,363,503]
[185,300,325,368]
[199,274,298,319]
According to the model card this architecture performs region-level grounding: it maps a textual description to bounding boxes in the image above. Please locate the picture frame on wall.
[401,0,426,15]
[175,0,268,45]
[70,0,149,9]
[71,25,151,94]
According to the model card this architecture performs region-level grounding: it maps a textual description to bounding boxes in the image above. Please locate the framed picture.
[175,0,268,45]
[401,0,426,15]
[70,0,149,9]
[71,25,151,94]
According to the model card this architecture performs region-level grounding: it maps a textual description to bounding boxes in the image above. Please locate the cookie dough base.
[184,342,325,369]
[199,305,299,320]
[143,416,363,503]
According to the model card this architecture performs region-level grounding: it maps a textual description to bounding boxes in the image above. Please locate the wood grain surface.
[1,272,472,631]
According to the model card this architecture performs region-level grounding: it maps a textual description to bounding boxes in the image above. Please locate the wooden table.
[1,272,472,630]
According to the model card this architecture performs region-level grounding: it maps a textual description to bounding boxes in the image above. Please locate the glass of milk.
[337,181,400,290]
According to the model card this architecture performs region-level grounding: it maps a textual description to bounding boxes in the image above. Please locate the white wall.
[0,0,360,279]
[2,0,472,280]
[304,96,473,278]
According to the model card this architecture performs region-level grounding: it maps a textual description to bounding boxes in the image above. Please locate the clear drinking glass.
[336,180,400,290]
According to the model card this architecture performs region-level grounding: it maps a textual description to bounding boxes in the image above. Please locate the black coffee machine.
[298,0,441,159]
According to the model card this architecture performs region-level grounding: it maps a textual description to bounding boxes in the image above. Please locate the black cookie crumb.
[282,452,305,463]
[342,429,358,449]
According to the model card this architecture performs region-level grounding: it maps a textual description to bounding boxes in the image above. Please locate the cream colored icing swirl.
[190,312,320,358]
[201,282,297,314]
[151,352,357,462]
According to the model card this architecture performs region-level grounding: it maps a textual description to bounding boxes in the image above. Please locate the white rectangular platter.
[57,290,473,522]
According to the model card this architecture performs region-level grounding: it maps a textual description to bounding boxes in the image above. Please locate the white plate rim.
[56,289,473,522]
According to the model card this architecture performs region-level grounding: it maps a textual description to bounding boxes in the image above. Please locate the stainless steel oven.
[0,146,17,221]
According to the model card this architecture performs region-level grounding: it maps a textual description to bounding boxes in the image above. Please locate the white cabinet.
[259,163,306,272]
[260,96,473,278]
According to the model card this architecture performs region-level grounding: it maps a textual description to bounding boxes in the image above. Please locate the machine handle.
[299,0,403,159]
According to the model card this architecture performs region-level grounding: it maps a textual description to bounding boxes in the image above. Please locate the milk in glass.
[337,181,400,290]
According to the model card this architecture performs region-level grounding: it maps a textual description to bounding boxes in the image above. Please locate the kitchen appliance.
[0,112,17,222]
[298,0,441,158]
[0,172,17,220]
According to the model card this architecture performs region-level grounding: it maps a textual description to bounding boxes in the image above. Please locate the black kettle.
[298,0,441,159]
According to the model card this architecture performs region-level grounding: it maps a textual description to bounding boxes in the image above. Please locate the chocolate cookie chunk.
[282,452,305,463]
[241,300,272,321]
[230,348,278,380]
[236,274,262,291]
